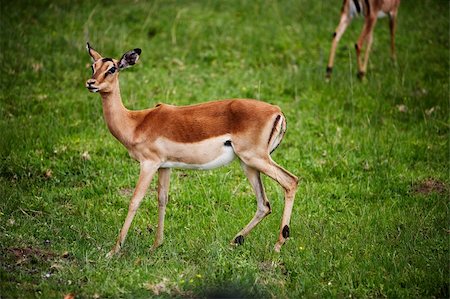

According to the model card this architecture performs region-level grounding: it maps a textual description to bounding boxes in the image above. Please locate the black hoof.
[357,71,365,80]
[282,225,290,239]
[234,235,244,245]
[326,66,333,78]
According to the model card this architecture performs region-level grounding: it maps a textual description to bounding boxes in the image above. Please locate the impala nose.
[86,79,99,92]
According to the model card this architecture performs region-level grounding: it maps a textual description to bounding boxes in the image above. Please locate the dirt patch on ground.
[2,247,59,272]
[7,247,57,262]
[3,246,71,277]
[412,178,448,195]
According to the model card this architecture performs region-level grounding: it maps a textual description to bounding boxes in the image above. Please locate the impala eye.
[91,65,94,74]
[108,66,117,74]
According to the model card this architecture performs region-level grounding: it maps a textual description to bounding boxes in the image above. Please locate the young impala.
[85,43,298,257]
[326,0,400,79]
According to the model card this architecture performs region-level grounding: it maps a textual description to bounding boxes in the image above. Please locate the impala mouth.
[87,86,100,93]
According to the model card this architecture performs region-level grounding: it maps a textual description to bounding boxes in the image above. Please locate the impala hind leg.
[106,161,158,258]
[151,168,171,251]
[240,155,298,252]
[355,15,377,79]
[231,162,272,246]
[389,11,398,61]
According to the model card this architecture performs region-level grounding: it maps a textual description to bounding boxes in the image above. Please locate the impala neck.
[99,81,134,146]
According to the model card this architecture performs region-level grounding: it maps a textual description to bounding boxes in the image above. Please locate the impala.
[85,43,298,257]
[326,0,400,79]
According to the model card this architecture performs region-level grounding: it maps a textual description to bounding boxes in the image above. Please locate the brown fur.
[132,100,280,144]
[85,44,298,257]
[326,0,401,79]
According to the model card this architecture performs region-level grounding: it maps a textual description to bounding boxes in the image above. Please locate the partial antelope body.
[326,0,400,79]
[85,43,298,257]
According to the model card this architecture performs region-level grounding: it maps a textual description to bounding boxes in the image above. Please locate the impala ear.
[118,48,142,70]
[86,42,102,62]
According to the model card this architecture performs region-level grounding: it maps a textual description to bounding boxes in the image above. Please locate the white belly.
[157,135,236,170]
[161,146,236,170]
[377,11,387,18]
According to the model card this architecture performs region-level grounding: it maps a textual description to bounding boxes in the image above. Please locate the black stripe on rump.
[268,115,281,145]
[352,0,361,14]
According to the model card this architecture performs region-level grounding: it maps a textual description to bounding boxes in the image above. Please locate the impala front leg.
[151,167,171,251]
[107,161,158,258]
[327,12,351,79]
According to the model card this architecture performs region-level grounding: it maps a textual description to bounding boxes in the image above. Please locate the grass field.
[1,0,449,298]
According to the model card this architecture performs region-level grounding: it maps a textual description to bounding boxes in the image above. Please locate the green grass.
[0,0,448,298]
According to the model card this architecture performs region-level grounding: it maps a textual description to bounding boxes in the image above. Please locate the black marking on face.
[268,115,281,145]
[352,0,361,14]
[234,235,244,245]
[282,225,290,239]
[224,140,232,147]
[102,58,114,63]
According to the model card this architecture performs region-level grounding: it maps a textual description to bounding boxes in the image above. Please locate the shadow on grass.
[201,281,268,299]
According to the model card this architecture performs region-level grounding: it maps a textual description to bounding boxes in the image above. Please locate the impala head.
[85,43,141,93]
